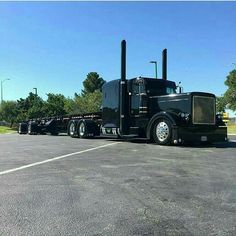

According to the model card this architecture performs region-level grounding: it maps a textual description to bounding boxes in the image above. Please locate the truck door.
[130,79,147,116]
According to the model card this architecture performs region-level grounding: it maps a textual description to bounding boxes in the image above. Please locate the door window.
[130,81,146,115]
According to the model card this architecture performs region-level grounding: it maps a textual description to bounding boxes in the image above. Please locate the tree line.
[216,69,236,114]
[0,69,235,127]
[0,72,106,127]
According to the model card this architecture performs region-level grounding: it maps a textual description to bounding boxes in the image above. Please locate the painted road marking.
[0,142,120,176]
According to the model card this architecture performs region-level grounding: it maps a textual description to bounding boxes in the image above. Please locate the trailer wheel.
[68,120,78,138]
[28,122,38,135]
[78,120,87,138]
[152,119,172,145]
[18,123,28,134]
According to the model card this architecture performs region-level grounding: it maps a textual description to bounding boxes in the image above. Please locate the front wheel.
[152,119,172,145]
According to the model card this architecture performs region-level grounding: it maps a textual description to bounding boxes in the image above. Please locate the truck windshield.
[145,79,177,96]
[148,86,176,96]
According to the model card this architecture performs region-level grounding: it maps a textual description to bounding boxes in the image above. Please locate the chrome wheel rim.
[79,122,85,136]
[156,121,169,142]
[69,123,75,135]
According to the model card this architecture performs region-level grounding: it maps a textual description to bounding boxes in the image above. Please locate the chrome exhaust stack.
[119,40,128,135]
[162,48,167,80]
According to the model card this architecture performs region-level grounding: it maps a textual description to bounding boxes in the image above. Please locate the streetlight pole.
[1,78,10,104]
[150,61,157,79]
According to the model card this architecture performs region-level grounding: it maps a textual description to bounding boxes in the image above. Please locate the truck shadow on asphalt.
[177,141,236,149]
[56,134,236,149]
[105,137,236,149]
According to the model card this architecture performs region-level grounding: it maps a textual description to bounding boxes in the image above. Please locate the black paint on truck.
[18,40,227,145]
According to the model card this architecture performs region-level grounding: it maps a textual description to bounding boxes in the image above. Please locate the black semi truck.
[18,40,227,145]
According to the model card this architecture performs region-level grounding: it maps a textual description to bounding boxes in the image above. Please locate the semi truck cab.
[101,40,227,145]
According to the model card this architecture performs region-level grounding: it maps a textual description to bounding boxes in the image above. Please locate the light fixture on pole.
[1,78,10,104]
[33,87,38,95]
[150,61,157,79]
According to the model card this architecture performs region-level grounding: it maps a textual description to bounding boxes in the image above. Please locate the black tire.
[77,120,87,138]
[152,119,172,145]
[28,122,38,135]
[18,123,28,134]
[67,120,78,138]
[28,124,32,135]
[77,119,100,138]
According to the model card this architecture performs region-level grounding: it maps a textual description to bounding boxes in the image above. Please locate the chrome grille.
[193,96,215,125]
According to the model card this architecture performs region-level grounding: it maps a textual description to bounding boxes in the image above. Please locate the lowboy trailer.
[18,40,227,145]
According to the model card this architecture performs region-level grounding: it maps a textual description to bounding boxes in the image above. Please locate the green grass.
[0,126,16,134]
[227,123,236,134]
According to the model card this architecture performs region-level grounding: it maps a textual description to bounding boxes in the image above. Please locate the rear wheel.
[68,120,78,138]
[76,119,100,138]
[28,122,38,135]
[18,123,28,134]
[152,119,172,145]
[78,120,87,138]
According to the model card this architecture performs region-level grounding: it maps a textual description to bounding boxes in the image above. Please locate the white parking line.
[0,142,120,176]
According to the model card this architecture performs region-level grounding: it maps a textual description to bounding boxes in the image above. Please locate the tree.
[67,72,105,114]
[16,98,29,121]
[0,101,18,127]
[224,69,236,111]
[64,97,77,115]
[82,72,106,95]
[16,92,45,120]
[216,96,227,113]
[74,90,102,113]
[43,93,67,117]
[27,93,45,119]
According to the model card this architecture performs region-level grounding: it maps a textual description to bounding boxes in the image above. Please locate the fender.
[146,111,178,139]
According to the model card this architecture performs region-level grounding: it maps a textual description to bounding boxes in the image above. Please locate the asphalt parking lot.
[0,134,236,236]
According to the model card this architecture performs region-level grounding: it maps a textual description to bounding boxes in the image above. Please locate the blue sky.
[0,2,236,109]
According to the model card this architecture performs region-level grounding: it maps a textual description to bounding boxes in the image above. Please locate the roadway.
[0,134,236,236]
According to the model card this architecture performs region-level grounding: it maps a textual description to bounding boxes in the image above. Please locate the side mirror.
[177,81,183,93]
